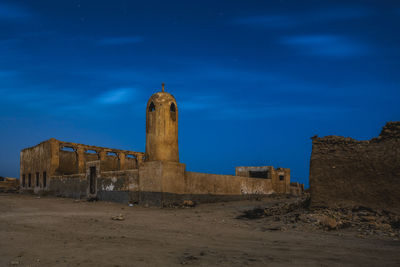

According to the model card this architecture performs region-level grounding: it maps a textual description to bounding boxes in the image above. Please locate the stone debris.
[111,214,125,221]
[180,253,199,265]
[237,196,400,239]
[182,200,195,207]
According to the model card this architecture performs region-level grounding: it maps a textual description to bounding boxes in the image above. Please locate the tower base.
[138,161,186,206]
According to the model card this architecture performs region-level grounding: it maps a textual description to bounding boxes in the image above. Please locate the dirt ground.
[0,193,399,266]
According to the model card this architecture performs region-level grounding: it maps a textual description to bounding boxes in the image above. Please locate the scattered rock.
[180,255,198,265]
[10,260,19,265]
[318,215,338,230]
[111,214,125,221]
[183,200,196,207]
[236,196,400,239]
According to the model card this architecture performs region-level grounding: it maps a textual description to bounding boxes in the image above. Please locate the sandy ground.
[0,193,399,267]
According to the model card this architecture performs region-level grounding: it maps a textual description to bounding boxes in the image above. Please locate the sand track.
[0,194,399,266]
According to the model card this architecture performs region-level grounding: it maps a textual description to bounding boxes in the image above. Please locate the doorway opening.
[89,166,96,195]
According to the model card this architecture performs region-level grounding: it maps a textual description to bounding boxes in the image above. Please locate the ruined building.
[20,84,299,206]
[310,121,400,212]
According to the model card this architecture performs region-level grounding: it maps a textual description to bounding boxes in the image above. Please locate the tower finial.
[162,82,165,92]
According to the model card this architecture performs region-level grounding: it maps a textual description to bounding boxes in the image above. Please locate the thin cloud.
[98,36,144,46]
[0,3,32,20]
[280,35,369,57]
[95,88,136,104]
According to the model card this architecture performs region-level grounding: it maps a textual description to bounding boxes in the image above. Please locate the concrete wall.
[235,166,291,194]
[138,161,186,206]
[97,170,139,203]
[185,171,273,195]
[137,162,276,206]
[49,174,86,198]
[310,121,400,212]
[48,167,139,203]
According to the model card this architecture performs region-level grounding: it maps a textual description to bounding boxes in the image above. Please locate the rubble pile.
[238,196,400,240]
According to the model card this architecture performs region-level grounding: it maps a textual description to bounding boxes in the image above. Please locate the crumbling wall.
[20,140,54,191]
[125,156,138,170]
[235,166,291,194]
[290,182,304,196]
[58,150,78,175]
[310,121,400,212]
[101,154,120,172]
[20,138,144,194]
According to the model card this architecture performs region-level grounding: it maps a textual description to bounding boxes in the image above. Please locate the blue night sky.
[0,1,399,187]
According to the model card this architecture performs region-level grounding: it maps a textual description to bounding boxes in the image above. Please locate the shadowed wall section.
[310,122,400,212]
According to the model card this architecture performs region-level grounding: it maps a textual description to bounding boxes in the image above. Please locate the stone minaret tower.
[145,83,179,162]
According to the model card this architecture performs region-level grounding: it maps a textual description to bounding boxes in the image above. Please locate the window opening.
[89,166,96,194]
[249,170,269,179]
[170,103,176,112]
[60,146,75,152]
[170,103,176,121]
[149,102,155,112]
[43,172,47,188]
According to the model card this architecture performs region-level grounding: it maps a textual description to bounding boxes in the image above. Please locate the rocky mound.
[237,196,400,240]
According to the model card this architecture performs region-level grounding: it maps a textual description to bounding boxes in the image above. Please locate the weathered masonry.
[235,166,290,194]
[20,83,300,206]
[310,121,400,212]
[20,138,144,201]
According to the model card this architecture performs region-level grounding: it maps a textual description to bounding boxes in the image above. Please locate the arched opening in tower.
[149,102,155,112]
[170,103,176,112]
[170,103,176,121]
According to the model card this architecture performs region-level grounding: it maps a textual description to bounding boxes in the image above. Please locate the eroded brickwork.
[20,138,144,193]
[310,122,400,212]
